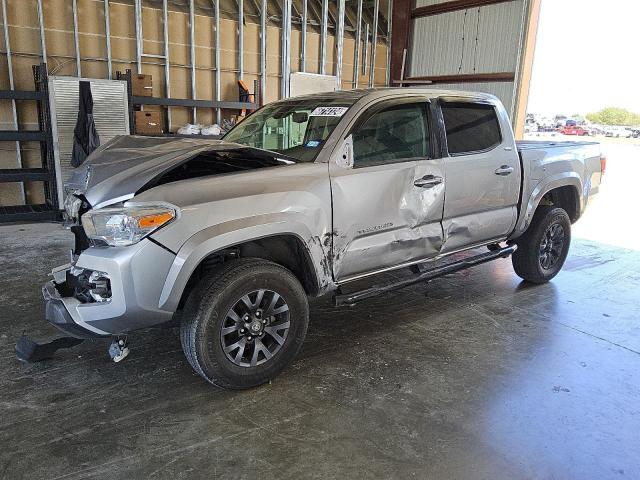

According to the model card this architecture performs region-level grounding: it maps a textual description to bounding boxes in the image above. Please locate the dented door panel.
[329,159,445,281]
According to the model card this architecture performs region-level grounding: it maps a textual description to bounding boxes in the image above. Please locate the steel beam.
[319,0,328,74]
[132,96,255,110]
[1,0,25,203]
[363,23,369,75]
[300,0,307,72]
[72,0,81,76]
[214,0,221,124]
[162,0,171,131]
[352,0,363,88]
[104,0,112,79]
[189,0,197,121]
[281,0,292,99]
[335,0,345,89]
[260,0,267,105]
[238,0,244,80]
[134,0,143,73]
[369,0,379,87]
[36,0,47,63]
[386,0,393,86]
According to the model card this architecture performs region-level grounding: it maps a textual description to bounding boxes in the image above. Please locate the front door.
[329,98,445,282]
[438,99,521,253]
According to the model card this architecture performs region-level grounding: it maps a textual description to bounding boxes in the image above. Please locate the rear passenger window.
[441,102,501,155]
[352,102,429,167]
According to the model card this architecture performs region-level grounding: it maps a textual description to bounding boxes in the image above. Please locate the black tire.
[180,258,309,389]
[512,206,571,284]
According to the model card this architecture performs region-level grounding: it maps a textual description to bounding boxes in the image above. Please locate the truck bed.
[516,140,599,150]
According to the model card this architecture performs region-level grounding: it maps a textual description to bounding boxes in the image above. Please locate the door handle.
[414,175,443,188]
[494,165,514,176]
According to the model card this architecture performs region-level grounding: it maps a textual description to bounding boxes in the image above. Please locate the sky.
[527,0,640,116]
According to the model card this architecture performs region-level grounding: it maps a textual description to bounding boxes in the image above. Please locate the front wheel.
[180,258,309,389]
[512,206,571,284]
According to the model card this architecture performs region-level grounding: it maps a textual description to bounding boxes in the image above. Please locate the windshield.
[223,98,356,162]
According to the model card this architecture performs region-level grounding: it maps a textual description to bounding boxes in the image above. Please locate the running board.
[333,244,517,307]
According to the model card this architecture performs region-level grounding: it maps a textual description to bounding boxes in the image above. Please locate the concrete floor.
[1,143,639,479]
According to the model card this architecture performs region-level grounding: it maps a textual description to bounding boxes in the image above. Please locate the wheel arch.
[512,174,583,240]
[158,222,333,312]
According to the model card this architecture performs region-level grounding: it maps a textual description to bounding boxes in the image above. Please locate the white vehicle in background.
[605,126,633,138]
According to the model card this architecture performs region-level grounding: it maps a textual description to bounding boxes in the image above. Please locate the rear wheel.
[180,258,309,389]
[512,206,571,284]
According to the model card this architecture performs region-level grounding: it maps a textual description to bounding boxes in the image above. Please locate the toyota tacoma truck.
[36,89,604,389]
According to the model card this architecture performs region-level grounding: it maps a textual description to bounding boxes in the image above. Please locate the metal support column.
[214,0,221,124]
[369,0,379,87]
[238,0,244,80]
[1,0,25,203]
[162,0,171,131]
[281,0,292,99]
[386,0,393,86]
[36,0,47,64]
[260,0,267,105]
[352,0,363,88]
[319,0,328,75]
[300,0,307,72]
[362,23,369,75]
[335,0,345,89]
[189,0,197,121]
[72,0,81,76]
[134,0,143,73]
[104,0,112,79]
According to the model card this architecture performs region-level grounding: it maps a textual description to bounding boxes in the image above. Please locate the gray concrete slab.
[1,144,639,479]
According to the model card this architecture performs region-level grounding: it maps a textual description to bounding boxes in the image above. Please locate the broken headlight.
[81,204,177,247]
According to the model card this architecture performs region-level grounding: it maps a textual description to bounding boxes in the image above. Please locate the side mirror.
[292,111,309,123]
[336,135,354,168]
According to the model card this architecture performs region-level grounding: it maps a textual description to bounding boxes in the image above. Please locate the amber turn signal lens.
[138,212,174,229]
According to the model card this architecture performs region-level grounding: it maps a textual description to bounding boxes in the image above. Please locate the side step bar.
[333,244,517,307]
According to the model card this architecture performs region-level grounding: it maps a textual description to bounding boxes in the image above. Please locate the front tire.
[512,206,571,284]
[180,258,309,389]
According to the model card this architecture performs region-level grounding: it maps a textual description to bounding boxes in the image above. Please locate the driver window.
[352,102,429,167]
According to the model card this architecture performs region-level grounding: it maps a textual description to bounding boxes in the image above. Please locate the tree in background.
[586,107,640,126]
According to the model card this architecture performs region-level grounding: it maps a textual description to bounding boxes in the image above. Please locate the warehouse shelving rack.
[0,64,61,223]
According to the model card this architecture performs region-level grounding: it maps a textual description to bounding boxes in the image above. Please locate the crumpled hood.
[66,135,292,207]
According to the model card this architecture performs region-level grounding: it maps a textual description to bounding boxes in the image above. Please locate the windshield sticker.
[310,106,349,117]
[306,140,321,148]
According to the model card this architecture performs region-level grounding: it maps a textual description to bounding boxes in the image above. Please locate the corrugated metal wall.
[408,0,527,118]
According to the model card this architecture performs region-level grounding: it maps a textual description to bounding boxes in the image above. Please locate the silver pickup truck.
[39,88,604,389]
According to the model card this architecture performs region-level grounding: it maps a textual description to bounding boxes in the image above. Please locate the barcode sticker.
[310,106,349,117]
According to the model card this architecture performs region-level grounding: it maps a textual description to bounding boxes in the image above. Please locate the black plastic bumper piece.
[15,335,85,363]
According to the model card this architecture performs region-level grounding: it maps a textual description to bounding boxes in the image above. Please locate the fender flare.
[157,214,332,311]
[512,173,582,238]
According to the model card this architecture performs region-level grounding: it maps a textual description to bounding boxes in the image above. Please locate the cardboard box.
[135,111,163,134]
[131,74,153,97]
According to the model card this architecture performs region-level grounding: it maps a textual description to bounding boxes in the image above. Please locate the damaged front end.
[42,264,113,339]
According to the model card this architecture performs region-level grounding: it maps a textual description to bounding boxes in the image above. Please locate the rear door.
[329,98,445,281]
[438,99,521,252]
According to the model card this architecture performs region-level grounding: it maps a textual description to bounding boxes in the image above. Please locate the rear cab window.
[440,101,502,155]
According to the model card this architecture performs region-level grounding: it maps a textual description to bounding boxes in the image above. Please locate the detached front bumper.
[42,239,177,337]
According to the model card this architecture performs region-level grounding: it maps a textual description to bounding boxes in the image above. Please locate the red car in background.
[560,125,590,136]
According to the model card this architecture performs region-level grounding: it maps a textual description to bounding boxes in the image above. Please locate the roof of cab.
[277,87,498,103]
